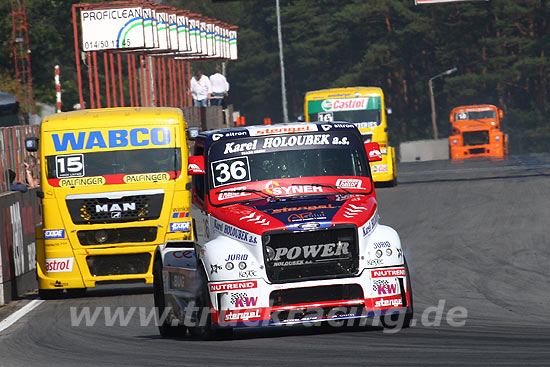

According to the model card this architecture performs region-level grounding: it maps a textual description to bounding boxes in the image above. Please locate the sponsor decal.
[373,241,391,249]
[59,176,105,187]
[264,180,323,196]
[172,250,193,259]
[371,164,388,173]
[272,204,334,214]
[170,273,186,289]
[230,294,258,308]
[266,241,350,267]
[45,257,75,273]
[188,163,204,174]
[170,222,191,232]
[369,149,382,160]
[239,270,257,278]
[397,248,403,258]
[373,279,389,292]
[212,219,258,244]
[335,179,363,189]
[223,309,262,322]
[248,124,316,136]
[287,212,327,223]
[212,131,248,141]
[377,283,398,295]
[224,254,248,261]
[371,268,406,278]
[366,259,384,266]
[216,186,252,201]
[211,156,251,188]
[123,172,170,183]
[172,211,190,218]
[355,121,381,129]
[374,297,403,308]
[362,210,379,237]
[51,127,171,152]
[211,264,222,274]
[209,280,258,292]
[44,229,65,239]
[322,98,369,112]
[224,140,259,154]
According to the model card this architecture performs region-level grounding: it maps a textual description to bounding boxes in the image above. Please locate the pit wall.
[0,189,41,305]
[399,139,449,162]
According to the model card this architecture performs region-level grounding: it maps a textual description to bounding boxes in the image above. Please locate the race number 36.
[56,154,84,178]
[211,156,250,188]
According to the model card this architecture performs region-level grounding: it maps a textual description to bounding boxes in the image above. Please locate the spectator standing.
[190,70,211,107]
[209,65,229,107]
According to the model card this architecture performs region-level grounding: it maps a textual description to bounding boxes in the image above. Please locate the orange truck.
[448,104,509,160]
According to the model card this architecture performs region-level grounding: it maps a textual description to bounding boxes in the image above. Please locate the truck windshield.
[455,110,496,121]
[208,131,369,190]
[45,147,180,179]
[307,97,381,125]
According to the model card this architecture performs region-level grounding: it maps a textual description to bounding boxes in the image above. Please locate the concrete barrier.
[0,189,41,305]
[400,138,449,162]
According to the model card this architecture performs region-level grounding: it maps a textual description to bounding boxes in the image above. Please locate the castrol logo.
[45,257,75,273]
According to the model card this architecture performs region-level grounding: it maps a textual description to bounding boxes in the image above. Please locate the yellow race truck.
[25,107,193,298]
[304,87,397,186]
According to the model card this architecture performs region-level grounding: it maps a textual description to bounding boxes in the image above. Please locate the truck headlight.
[453,139,458,145]
[95,230,108,244]
[495,136,500,141]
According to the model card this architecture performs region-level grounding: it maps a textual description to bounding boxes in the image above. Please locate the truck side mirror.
[25,137,39,152]
[364,142,382,162]
[187,127,200,141]
[449,114,455,123]
[188,155,205,175]
[498,109,503,119]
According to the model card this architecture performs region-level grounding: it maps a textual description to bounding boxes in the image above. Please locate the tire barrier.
[0,189,41,305]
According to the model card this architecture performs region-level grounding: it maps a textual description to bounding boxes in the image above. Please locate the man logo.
[111,212,121,218]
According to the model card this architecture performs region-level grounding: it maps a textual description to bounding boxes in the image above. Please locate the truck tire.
[153,256,187,338]
[189,266,233,340]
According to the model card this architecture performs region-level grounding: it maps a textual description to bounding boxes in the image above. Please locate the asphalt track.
[1,154,550,366]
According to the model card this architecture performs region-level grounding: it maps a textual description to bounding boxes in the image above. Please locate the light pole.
[276,0,289,123]
[429,67,457,140]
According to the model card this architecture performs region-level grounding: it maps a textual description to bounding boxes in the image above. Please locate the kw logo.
[377,283,398,295]
[234,297,258,308]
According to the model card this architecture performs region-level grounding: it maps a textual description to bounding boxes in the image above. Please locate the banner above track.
[78,1,237,60]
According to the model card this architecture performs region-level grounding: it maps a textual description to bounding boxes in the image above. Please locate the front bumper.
[207,267,412,328]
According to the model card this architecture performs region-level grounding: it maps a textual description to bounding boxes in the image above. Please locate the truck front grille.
[463,130,489,146]
[77,227,157,245]
[469,148,486,154]
[86,253,151,276]
[270,284,363,306]
[262,226,358,283]
[66,191,164,224]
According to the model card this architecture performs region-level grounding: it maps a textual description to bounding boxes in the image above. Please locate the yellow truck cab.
[304,87,397,186]
[26,107,193,298]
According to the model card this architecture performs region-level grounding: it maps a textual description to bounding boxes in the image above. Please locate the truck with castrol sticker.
[304,87,398,186]
[25,107,194,298]
[154,122,412,338]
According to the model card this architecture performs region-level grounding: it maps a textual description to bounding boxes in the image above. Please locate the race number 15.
[56,154,85,178]
[211,156,251,188]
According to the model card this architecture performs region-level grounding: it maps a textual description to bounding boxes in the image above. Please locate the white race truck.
[154,122,413,338]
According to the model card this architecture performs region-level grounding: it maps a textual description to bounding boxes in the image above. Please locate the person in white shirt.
[209,65,229,107]
[190,70,211,107]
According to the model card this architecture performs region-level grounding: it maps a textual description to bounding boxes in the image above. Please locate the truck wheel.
[153,256,187,338]
[381,257,413,329]
[189,266,233,340]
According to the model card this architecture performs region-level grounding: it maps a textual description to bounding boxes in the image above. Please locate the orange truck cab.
[448,104,509,160]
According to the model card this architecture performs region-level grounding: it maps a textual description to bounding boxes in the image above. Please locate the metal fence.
[0,125,40,193]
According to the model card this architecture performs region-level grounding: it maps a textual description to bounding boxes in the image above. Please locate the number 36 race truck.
[154,122,413,338]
